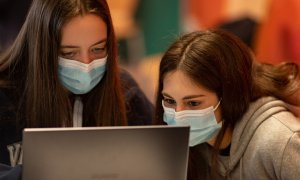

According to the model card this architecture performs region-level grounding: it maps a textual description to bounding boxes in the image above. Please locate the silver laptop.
[22,125,190,180]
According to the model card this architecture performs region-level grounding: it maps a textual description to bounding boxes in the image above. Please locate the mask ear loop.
[214,99,223,126]
[213,98,222,111]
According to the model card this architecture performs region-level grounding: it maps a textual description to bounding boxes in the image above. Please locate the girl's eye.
[163,98,176,106]
[60,51,77,59]
[187,101,200,107]
[90,46,107,59]
[91,46,106,54]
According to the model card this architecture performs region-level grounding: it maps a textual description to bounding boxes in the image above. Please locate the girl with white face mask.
[0,0,153,172]
[155,30,300,180]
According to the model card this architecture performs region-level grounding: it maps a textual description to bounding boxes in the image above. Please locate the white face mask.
[162,101,222,147]
[58,56,107,94]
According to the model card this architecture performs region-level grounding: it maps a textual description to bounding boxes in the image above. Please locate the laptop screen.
[22,125,190,180]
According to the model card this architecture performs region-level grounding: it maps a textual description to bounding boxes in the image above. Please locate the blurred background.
[1,0,300,103]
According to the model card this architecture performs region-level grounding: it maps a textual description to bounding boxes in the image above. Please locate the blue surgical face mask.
[58,56,107,94]
[162,100,222,147]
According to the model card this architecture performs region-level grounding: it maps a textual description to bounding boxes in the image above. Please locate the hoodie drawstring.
[73,97,83,127]
[239,157,243,180]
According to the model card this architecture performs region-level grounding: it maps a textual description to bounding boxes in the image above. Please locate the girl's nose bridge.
[175,105,186,112]
[81,51,93,64]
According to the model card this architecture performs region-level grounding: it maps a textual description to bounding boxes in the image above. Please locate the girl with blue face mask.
[155,30,300,180]
[58,14,108,95]
[0,0,153,170]
[161,73,223,147]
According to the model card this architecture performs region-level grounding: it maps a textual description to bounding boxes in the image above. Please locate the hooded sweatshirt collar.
[225,97,288,173]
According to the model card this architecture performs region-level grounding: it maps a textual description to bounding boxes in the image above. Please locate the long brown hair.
[154,29,300,179]
[0,0,126,128]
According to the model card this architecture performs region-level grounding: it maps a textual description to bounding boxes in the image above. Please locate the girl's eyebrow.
[183,95,204,100]
[91,39,107,46]
[162,92,173,98]
[162,93,204,100]
[60,39,107,48]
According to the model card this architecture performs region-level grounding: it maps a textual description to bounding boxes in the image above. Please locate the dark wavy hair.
[0,0,126,128]
[154,29,300,179]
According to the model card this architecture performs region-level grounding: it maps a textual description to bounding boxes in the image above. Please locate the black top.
[0,70,154,166]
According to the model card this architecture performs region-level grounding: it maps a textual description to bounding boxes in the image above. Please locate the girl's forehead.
[60,14,107,47]
[162,70,214,98]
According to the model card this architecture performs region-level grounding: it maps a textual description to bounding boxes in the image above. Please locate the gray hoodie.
[197,97,300,180]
